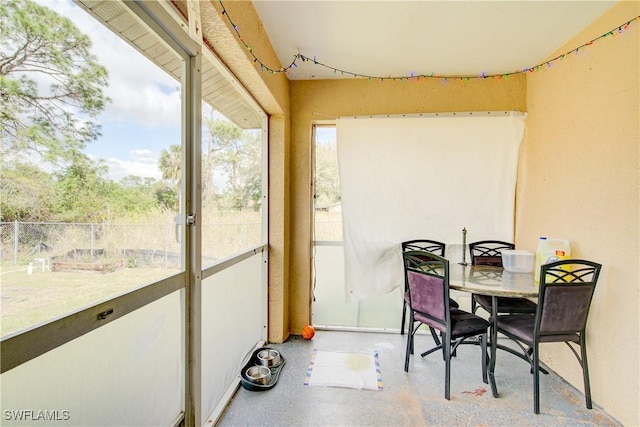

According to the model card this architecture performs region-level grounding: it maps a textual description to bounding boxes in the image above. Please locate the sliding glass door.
[0,1,196,425]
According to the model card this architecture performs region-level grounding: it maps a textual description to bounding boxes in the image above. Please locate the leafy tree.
[152,182,178,212]
[159,144,181,186]
[50,156,162,222]
[314,141,341,209]
[0,160,55,221]
[51,155,110,222]
[120,174,177,212]
[158,144,181,211]
[243,142,263,211]
[202,108,217,202]
[0,0,109,167]
[120,175,149,189]
[158,119,262,213]
[105,183,160,220]
[203,119,261,211]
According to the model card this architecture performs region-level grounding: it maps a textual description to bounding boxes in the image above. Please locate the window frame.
[0,1,269,425]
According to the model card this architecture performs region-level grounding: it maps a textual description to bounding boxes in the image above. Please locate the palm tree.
[159,144,181,187]
[158,144,181,212]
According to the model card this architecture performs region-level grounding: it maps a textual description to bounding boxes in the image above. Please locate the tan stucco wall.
[517,3,639,425]
[289,77,527,334]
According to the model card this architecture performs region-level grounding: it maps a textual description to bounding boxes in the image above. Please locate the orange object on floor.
[302,325,315,340]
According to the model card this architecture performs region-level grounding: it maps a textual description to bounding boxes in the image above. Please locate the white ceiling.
[252,1,618,80]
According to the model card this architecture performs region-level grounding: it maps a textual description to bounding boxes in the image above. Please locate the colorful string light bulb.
[215,0,638,82]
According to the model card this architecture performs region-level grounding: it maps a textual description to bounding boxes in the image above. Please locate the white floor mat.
[303,349,382,390]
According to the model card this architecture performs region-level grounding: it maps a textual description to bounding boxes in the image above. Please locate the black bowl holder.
[240,347,285,391]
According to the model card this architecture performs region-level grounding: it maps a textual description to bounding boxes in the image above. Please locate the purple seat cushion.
[415,308,488,337]
[449,309,490,337]
[496,314,580,344]
[475,294,536,314]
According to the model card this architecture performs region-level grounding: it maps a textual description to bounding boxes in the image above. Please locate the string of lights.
[216,0,639,82]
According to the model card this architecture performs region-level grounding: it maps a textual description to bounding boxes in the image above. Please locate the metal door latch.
[186,214,196,226]
[97,308,114,320]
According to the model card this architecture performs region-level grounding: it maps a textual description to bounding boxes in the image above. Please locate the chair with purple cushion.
[401,240,459,335]
[494,259,602,414]
[469,240,537,315]
[403,250,489,400]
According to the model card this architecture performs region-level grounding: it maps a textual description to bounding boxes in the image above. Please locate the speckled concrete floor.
[216,330,620,426]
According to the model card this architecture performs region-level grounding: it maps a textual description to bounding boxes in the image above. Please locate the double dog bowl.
[241,347,285,391]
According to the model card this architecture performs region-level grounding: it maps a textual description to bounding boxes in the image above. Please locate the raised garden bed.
[51,249,124,274]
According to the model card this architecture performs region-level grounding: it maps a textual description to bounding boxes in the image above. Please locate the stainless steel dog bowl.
[257,349,281,367]
[245,366,271,385]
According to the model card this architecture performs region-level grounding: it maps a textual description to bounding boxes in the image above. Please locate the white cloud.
[95,150,162,182]
[27,1,186,180]
[104,77,181,129]
[38,0,182,129]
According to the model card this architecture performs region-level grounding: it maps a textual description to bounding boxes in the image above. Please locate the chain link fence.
[0,221,264,269]
[0,222,178,268]
[0,219,345,269]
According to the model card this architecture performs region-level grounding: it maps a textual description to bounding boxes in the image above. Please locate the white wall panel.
[0,292,183,426]
[200,253,265,425]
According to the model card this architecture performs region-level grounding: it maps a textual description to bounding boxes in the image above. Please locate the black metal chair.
[403,250,489,400]
[469,240,537,315]
[494,259,602,414]
[401,240,458,335]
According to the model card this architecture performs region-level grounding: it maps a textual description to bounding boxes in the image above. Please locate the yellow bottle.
[534,237,571,282]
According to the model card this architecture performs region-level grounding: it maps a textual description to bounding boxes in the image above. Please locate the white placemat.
[304,350,382,390]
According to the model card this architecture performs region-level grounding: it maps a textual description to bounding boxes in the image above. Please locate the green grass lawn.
[0,265,180,337]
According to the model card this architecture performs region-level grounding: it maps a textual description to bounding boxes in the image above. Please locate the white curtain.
[337,112,526,301]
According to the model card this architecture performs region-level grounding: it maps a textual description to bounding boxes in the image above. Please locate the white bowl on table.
[502,250,534,273]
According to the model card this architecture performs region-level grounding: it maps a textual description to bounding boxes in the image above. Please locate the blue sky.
[37,0,183,181]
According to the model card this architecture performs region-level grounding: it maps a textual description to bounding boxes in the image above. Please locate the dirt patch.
[52,258,124,273]
[51,249,124,273]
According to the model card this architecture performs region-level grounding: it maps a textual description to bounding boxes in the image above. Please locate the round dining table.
[447,263,539,398]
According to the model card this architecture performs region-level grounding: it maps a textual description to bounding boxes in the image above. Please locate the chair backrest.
[403,250,450,329]
[402,239,446,256]
[401,240,446,294]
[536,260,602,339]
[469,240,515,266]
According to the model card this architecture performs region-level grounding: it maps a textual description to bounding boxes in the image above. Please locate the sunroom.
[1,1,638,426]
